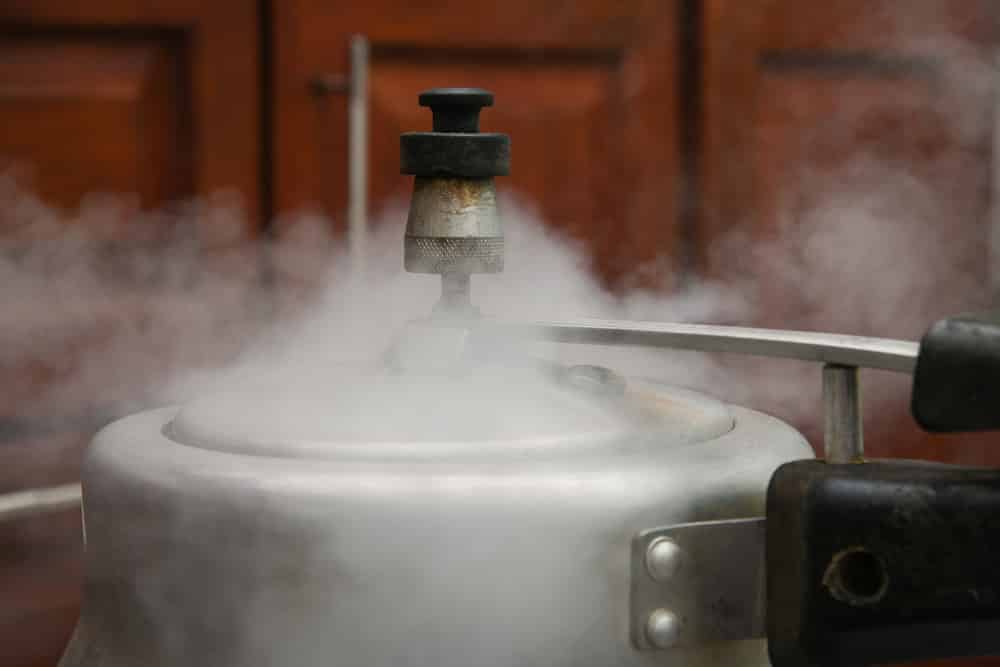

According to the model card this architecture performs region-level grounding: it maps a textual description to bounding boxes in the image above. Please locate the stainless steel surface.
[0,482,82,522]
[823,364,864,463]
[347,35,369,276]
[645,537,683,583]
[60,80,829,667]
[166,372,736,459]
[61,379,810,667]
[483,318,918,373]
[404,177,503,275]
[645,609,682,649]
[631,518,767,649]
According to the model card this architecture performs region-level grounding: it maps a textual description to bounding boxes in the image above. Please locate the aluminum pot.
[59,357,811,667]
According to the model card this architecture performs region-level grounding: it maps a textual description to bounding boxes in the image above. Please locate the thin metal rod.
[479,318,918,373]
[991,48,1000,298]
[0,483,82,522]
[823,364,864,463]
[347,34,369,276]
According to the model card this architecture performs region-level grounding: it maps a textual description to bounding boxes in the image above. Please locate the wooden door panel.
[702,0,998,475]
[0,1,259,227]
[753,69,990,258]
[276,0,680,286]
[0,37,191,210]
[701,0,995,265]
[0,0,260,471]
[757,0,993,52]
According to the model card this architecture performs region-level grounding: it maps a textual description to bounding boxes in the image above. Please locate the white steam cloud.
[2,13,996,463]
[1,160,989,457]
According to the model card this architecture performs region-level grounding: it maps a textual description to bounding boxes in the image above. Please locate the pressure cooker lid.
[167,364,734,461]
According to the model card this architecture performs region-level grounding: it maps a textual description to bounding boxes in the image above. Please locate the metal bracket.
[631,518,766,650]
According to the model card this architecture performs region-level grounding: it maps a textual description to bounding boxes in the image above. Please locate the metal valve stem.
[437,271,474,315]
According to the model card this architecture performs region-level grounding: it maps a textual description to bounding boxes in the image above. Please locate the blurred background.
[2,1,999,665]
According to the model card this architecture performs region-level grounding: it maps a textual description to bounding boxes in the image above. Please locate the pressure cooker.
[55,89,1000,667]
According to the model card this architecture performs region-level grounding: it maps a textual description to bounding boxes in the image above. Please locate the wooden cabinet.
[274,0,683,286]
[702,0,995,259]
[700,0,999,466]
[0,1,259,220]
[0,39,190,207]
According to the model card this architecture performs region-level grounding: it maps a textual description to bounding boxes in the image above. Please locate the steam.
[2,141,992,452]
[2,12,996,463]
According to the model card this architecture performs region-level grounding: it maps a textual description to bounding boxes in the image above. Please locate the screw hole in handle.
[822,547,889,606]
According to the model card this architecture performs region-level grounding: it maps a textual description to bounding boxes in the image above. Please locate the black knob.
[401,87,509,178]
[419,88,494,133]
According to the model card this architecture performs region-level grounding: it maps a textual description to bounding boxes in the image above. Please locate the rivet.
[645,608,681,649]
[645,537,683,582]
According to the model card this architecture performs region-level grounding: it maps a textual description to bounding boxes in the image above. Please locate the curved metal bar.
[0,483,82,523]
[480,318,918,373]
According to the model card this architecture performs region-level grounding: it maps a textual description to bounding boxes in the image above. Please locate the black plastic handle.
[767,309,1000,667]
[912,310,1000,432]
[767,459,1000,667]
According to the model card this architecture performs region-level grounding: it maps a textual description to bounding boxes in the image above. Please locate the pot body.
[60,378,811,667]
